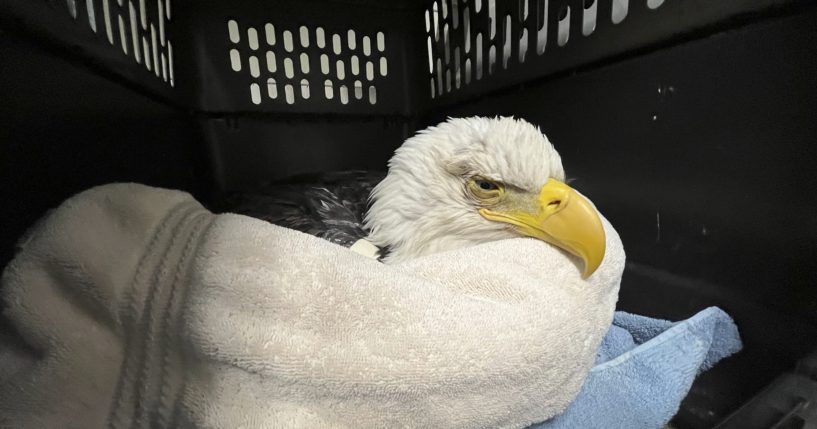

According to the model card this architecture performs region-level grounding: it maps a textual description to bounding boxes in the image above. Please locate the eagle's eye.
[468,177,504,204]
[477,180,498,191]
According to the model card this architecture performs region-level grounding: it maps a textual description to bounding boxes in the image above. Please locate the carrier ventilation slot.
[426,0,664,98]
[57,0,175,86]
[227,21,386,106]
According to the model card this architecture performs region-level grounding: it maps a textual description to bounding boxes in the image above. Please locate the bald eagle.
[220,117,606,278]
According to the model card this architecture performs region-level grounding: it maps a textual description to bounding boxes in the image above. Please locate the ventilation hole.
[379,57,388,76]
[249,55,260,77]
[161,52,168,81]
[86,0,97,32]
[158,0,165,46]
[332,34,341,54]
[351,55,360,75]
[316,27,326,48]
[583,0,597,36]
[354,80,363,99]
[347,30,356,50]
[265,23,276,45]
[336,60,346,80]
[283,30,293,52]
[142,46,157,70]
[377,32,385,51]
[67,0,78,19]
[320,54,330,74]
[228,20,240,43]
[444,23,450,64]
[266,51,277,72]
[369,84,377,104]
[454,68,462,89]
[103,0,114,43]
[300,26,310,47]
[488,0,496,39]
[475,0,482,12]
[430,77,436,98]
[248,27,259,50]
[558,5,570,46]
[363,36,371,56]
[230,49,241,71]
[285,84,295,104]
[502,15,511,69]
[454,47,461,88]
[446,68,452,92]
[519,28,528,63]
[366,61,374,81]
[476,33,483,80]
[537,0,548,54]
[151,24,159,76]
[267,78,278,99]
[488,44,496,74]
[427,36,434,73]
[284,58,294,78]
[463,7,470,53]
[250,83,261,105]
[522,0,529,19]
[612,0,628,24]
[143,36,151,70]
[129,2,141,63]
[139,0,146,29]
[436,58,443,92]
[647,0,664,9]
[433,1,440,41]
[340,85,349,104]
[118,14,129,54]
[168,40,174,86]
[465,58,472,84]
[452,0,459,29]
[225,49,241,71]
[165,0,170,19]
[324,79,333,99]
[425,9,431,33]
[300,53,310,74]
[442,0,448,18]
[301,79,310,99]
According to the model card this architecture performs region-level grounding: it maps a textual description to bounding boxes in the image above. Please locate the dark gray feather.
[215,170,386,249]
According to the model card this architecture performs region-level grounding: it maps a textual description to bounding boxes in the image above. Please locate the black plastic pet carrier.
[1,0,816,427]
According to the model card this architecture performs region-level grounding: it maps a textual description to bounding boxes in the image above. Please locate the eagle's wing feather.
[215,170,385,248]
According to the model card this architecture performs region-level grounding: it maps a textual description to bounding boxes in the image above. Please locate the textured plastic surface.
[421,0,801,109]
[171,0,420,114]
[715,371,817,429]
[0,0,178,103]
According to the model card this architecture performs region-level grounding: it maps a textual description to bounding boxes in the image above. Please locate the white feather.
[364,116,566,263]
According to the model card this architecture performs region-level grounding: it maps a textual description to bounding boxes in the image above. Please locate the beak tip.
[580,238,606,280]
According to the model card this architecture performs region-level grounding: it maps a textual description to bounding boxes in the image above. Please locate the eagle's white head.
[364,116,606,278]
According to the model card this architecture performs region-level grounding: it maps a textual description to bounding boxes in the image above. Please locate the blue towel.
[531,306,742,429]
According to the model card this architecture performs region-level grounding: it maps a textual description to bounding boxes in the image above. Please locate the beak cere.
[479,179,607,279]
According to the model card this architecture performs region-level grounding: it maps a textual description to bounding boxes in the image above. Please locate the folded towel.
[0,183,625,429]
[533,307,742,429]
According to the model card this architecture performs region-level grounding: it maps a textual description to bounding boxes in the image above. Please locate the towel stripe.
[152,212,215,427]
[133,211,212,428]
[106,202,207,429]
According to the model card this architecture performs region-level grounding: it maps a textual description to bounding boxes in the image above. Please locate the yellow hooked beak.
[479,179,606,278]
